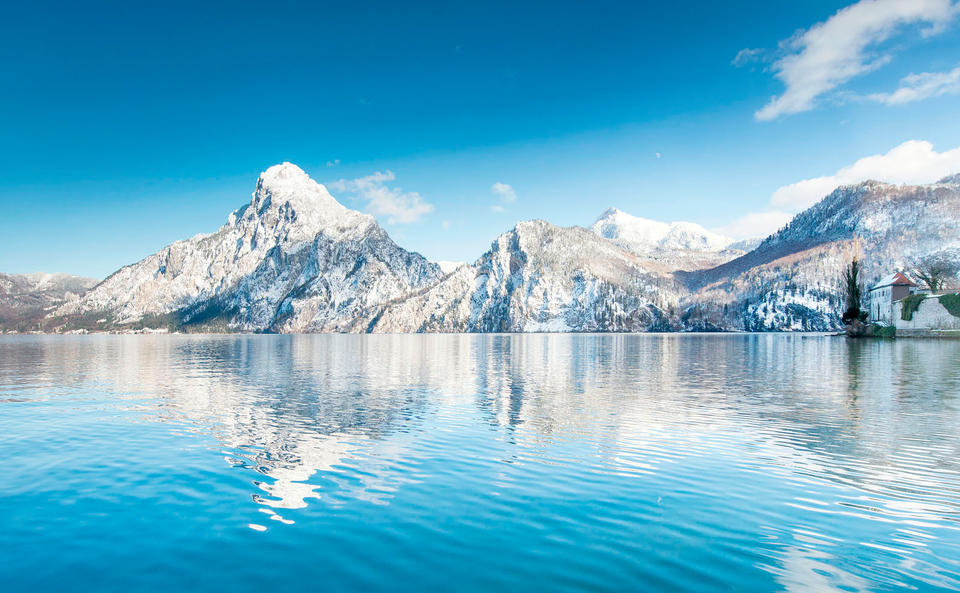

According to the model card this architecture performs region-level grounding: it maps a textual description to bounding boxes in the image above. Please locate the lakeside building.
[869,272,960,333]
[868,273,918,324]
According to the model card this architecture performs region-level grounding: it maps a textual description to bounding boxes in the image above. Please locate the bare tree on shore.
[912,252,960,292]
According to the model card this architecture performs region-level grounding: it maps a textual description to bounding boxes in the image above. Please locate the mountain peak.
[598,206,624,218]
[254,162,334,208]
[236,162,373,238]
[54,163,438,332]
[259,162,311,187]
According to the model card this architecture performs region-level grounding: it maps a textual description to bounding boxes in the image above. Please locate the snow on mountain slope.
[589,208,746,271]
[53,163,442,332]
[1,273,98,296]
[591,208,733,252]
[368,220,683,333]
[683,176,960,290]
[679,175,960,330]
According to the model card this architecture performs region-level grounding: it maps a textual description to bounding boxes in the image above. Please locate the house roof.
[871,272,917,290]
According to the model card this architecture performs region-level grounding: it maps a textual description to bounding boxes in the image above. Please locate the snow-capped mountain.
[41,165,960,333]
[590,208,746,271]
[367,220,682,332]
[53,163,442,332]
[1,273,98,332]
[591,207,732,252]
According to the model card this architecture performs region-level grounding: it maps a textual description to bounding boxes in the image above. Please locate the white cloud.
[655,152,662,159]
[868,64,960,104]
[491,182,517,203]
[719,139,960,239]
[715,211,794,240]
[770,140,960,210]
[753,0,958,120]
[490,182,516,213]
[325,159,340,167]
[331,171,433,224]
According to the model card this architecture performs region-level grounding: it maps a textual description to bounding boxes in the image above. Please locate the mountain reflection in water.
[1,334,959,593]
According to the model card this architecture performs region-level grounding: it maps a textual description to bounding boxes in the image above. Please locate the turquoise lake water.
[2,334,959,592]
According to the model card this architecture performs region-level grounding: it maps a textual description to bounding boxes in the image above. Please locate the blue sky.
[2,0,960,278]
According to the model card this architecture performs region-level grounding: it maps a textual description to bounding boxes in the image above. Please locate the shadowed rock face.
[0,273,99,332]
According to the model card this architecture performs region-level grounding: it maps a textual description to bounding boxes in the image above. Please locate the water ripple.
[1,334,959,592]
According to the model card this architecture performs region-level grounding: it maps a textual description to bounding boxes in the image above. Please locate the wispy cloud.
[867,64,960,104]
[719,140,960,238]
[331,171,434,224]
[491,182,517,203]
[325,159,341,167]
[490,182,517,213]
[731,47,767,67]
[749,0,958,121]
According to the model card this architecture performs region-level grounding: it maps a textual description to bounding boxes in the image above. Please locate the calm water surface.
[2,334,959,592]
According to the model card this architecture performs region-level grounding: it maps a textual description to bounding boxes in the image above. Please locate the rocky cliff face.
[368,220,682,333]
[53,163,442,332]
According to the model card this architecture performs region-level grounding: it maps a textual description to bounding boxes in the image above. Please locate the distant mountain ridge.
[12,164,959,333]
[0,273,98,332]
[590,207,734,253]
[589,207,753,273]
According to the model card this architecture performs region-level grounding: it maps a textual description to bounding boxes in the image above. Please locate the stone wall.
[893,294,960,331]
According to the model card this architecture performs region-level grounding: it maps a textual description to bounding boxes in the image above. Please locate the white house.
[868,272,918,324]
